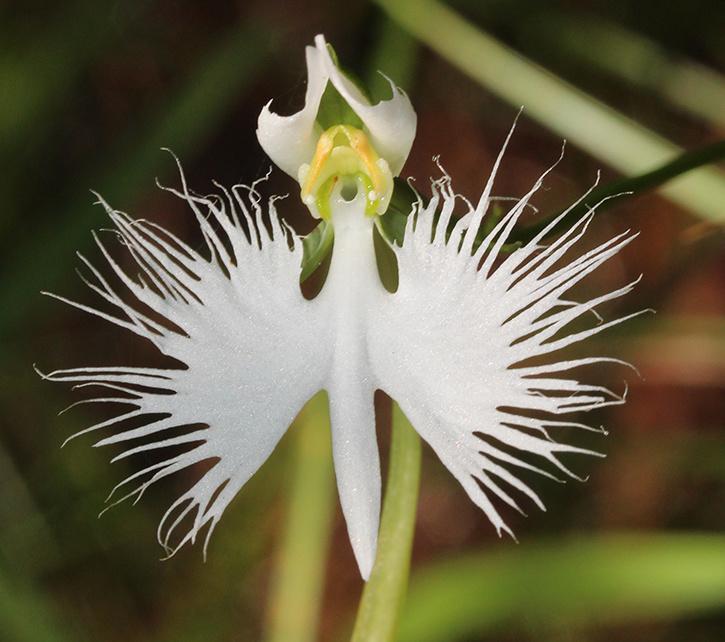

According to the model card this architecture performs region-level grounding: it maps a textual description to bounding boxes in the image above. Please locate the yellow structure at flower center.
[299,125,393,219]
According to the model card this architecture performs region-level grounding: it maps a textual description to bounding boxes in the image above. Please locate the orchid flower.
[41,34,640,580]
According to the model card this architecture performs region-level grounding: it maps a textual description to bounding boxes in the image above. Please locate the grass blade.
[264,393,335,642]
[374,0,725,222]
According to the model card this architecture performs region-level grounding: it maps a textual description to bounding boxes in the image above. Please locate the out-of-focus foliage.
[398,533,725,642]
[1,1,723,641]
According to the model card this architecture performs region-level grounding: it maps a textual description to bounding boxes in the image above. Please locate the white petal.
[318,184,387,580]
[43,161,330,557]
[370,140,641,535]
[256,35,417,180]
[256,45,328,178]
[314,35,416,175]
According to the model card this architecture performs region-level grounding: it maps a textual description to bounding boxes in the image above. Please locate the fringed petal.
[370,127,642,536]
[43,159,330,556]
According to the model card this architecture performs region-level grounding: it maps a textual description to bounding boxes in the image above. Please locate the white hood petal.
[314,35,416,175]
[256,45,328,178]
[256,35,417,180]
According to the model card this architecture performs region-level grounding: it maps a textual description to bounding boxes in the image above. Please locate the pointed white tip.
[356,545,375,582]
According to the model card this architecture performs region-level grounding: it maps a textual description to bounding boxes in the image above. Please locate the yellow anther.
[301,130,336,204]
[299,125,393,219]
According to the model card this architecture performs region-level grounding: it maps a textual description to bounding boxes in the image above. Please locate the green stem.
[264,393,335,642]
[514,140,725,243]
[374,0,725,222]
[350,403,422,642]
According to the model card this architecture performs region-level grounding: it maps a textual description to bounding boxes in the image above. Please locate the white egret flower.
[41,35,641,580]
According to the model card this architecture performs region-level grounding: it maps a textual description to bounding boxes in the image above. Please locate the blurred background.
[1,1,723,641]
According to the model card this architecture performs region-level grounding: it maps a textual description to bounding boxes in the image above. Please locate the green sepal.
[373,223,399,292]
[300,219,334,283]
[316,44,368,131]
[317,83,364,130]
[376,177,420,245]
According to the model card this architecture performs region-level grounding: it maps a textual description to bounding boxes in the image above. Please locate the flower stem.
[515,140,725,243]
[350,403,422,642]
[264,392,335,642]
